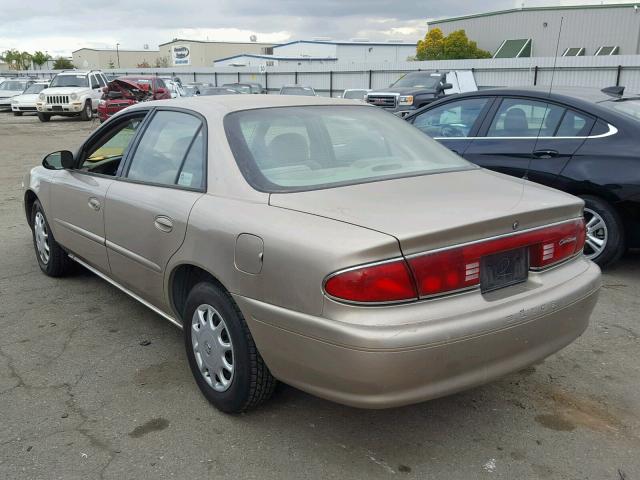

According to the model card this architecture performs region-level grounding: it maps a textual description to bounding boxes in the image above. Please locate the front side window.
[487,98,564,137]
[80,115,146,176]
[413,98,490,137]
[126,111,204,189]
[225,105,472,192]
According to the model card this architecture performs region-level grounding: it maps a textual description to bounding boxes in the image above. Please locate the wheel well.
[24,190,37,227]
[170,264,227,320]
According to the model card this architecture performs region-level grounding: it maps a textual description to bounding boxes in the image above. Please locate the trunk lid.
[269,169,583,255]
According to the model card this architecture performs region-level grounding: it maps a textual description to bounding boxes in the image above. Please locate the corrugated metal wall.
[21,55,640,96]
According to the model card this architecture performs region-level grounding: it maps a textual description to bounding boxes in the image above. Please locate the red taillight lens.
[324,259,418,303]
[407,218,585,298]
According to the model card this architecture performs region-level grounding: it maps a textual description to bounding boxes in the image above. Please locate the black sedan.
[405,87,640,267]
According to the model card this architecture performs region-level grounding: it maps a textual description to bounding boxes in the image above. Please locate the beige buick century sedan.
[24,95,601,413]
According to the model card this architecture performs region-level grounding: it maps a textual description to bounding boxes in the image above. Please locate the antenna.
[548,16,564,96]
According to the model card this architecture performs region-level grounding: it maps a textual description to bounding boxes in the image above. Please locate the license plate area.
[480,247,529,293]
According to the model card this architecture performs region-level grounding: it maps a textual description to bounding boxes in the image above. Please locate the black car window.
[590,119,611,136]
[487,99,564,138]
[127,111,204,188]
[555,110,594,137]
[412,98,489,138]
[79,115,146,176]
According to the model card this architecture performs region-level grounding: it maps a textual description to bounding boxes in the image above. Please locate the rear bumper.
[235,259,601,408]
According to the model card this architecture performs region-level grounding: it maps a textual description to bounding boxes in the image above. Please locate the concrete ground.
[0,112,638,480]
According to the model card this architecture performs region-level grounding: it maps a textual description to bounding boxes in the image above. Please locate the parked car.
[24,96,600,413]
[0,78,35,109]
[366,70,477,117]
[11,81,49,116]
[98,76,171,123]
[36,70,109,122]
[223,82,264,94]
[405,86,640,267]
[198,87,240,96]
[341,89,370,101]
[279,84,316,96]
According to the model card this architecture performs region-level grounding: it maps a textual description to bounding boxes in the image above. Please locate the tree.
[416,28,444,61]
[32,51,51,69]
[137,61,150,68]
[155,56,170,68]
[53,57,75,69]
[416,28,491,60]
[1,49,23,69]
[108,59,115,69]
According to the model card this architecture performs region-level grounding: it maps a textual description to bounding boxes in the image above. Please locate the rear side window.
[126,111,205,189]
[555,110,594,137]
[487,99,564,137]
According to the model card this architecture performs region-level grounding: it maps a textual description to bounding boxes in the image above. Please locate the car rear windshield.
[224,105,473,192]
[601,99,640,121]
[50,75,89,88]
[390,72,441,89]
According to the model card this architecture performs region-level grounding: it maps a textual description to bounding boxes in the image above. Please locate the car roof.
[129,94,368,115]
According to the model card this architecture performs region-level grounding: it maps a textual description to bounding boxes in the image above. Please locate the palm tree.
[1,49,19,70]
[18,51,32,70]
[31,51,51,70]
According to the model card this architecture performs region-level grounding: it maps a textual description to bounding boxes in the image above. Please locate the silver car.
[0,78,34,109]
[24,96,601,412]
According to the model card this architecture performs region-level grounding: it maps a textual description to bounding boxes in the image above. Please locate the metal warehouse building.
[428,3,640,58]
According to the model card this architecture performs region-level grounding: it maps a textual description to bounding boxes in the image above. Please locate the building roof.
[428,3,639,25]
[73,48,159,53]
[214,53,338,63]
[274,40,417,48]
[159,38,275,46]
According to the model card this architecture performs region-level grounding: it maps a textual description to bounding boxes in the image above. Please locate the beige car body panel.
[24,95,601,409]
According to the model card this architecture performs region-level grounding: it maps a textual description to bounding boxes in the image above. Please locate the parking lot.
[0,112,639,479]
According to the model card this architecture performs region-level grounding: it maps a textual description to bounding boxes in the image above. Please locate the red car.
[98,76,171,122]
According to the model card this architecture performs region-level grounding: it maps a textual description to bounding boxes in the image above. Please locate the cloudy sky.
[1,0,634,57]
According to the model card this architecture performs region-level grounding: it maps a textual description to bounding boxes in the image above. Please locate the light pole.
[116,43,120,68]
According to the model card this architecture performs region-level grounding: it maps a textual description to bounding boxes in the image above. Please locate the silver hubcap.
[191,304,234,392]
[584,208,608,260]
[34,212,50,264]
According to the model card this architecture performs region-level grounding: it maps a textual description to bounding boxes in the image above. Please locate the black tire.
[183,282,276,413]
[13,111,23,116]
[80,100,92,121]
[580,195,624,268]
[37,112,51,122]
[31,200,72,277]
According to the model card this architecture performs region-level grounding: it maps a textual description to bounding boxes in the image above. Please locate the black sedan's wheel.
[183,282,276,413]
[31,200,72,277]
[581,195,624,268]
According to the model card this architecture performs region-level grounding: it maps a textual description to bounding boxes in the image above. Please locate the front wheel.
[37,113,51,122]
[80,100,93,121]
[183,282,276,413]
[31,200,72,277]
[581,195,624,268]
[13,111,23,117]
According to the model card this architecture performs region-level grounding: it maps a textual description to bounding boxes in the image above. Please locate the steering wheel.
[440,125,466,137]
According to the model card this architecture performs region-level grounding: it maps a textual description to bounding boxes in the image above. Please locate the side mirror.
[42,150,74,170]
[440,82,453,91]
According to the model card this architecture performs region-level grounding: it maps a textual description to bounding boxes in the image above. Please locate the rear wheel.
[31,200,72,277]
[183,282,276,413]
[80,100,92,121]
[580,195,624,268]
[37,113,51,122]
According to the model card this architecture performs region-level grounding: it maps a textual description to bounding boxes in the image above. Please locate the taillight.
[324,218,585,304]
[324,259,418,303]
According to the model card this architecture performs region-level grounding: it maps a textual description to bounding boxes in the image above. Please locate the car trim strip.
[54,219,105,245]
[67,253,182,329]
[105,240,163,273]
[433,123,617,140]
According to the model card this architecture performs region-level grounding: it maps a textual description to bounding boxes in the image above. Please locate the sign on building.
[172,45,191,66]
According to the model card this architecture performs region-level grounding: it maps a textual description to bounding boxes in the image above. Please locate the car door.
[48,112,148,273]
[527,107,595,188]
[408,97,494,156]
[88,73,103,109]
[104,108,206,308]
[463,97,565,179]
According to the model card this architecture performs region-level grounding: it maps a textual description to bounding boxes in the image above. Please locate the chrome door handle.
[154,216,173,233]
[88,197,101,211]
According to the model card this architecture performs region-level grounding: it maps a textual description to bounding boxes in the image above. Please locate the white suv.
[36,70,108,122]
